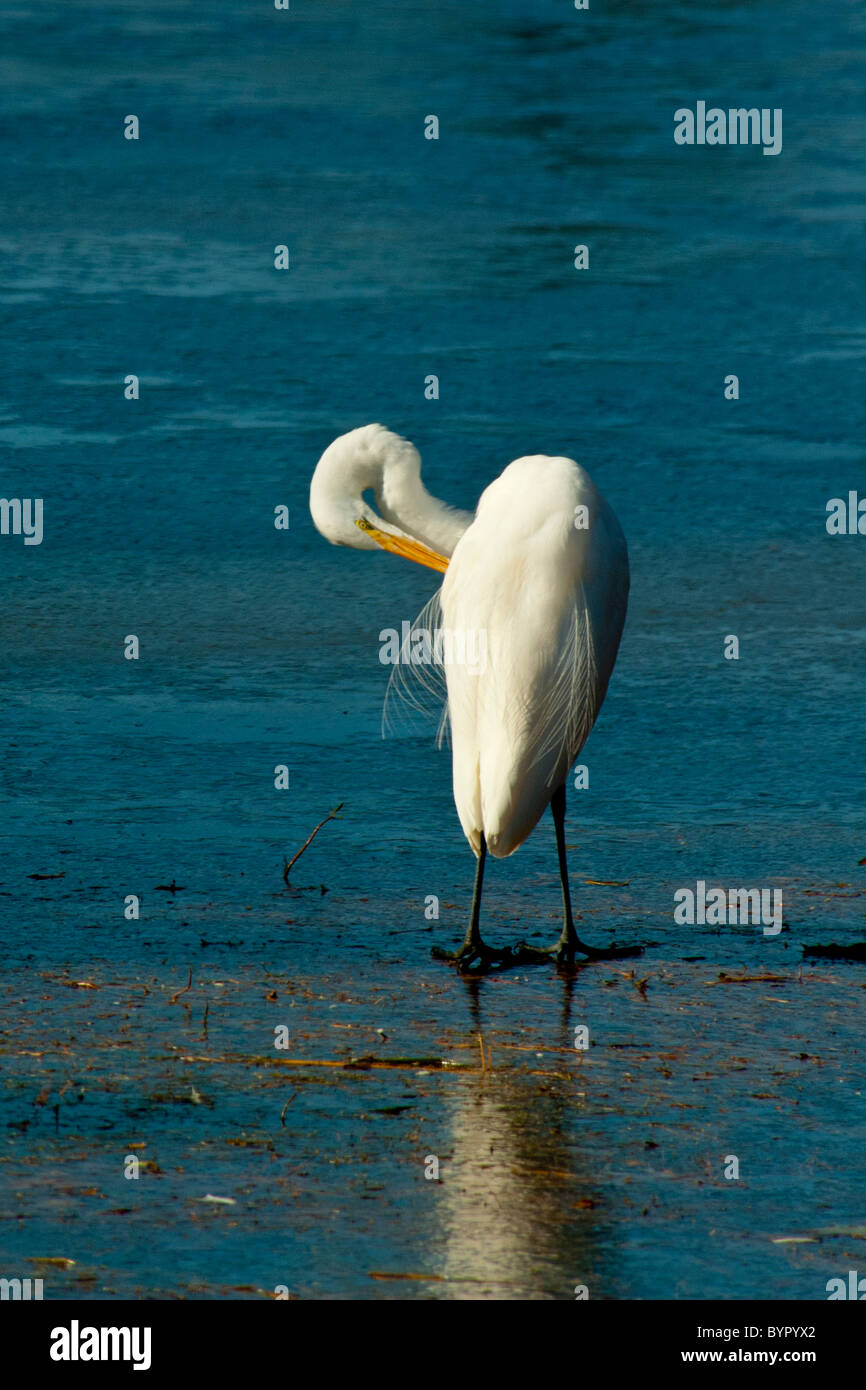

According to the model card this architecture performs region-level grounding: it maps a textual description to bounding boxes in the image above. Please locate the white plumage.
[441,453,628,858]
[310,424,637,969]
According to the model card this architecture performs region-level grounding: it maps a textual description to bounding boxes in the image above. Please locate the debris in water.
[803,942,866,961]
[283,803,344,884]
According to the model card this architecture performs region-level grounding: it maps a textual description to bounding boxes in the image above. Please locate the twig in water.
[280,1093,299,1126]
[283,803,344,884]
[169,967,193,1005]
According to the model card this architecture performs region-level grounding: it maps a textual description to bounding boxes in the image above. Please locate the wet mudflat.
[2,862,865,1301]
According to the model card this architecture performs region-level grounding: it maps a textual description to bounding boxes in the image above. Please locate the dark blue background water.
[1,0,864,1300]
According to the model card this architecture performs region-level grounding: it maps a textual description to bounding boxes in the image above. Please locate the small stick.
[169,967,193,1005]
[478,1034,486,1074]
[283,803,344,884]
[280,1093,299,1126]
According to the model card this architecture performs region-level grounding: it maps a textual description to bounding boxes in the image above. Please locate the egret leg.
[432,835,515,973]
[515,784,643,965]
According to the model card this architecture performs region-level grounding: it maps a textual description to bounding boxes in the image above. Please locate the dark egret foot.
[431,940,518,975]
[516,785,644,967]
[513,936,644,967]
[433,835,524,973]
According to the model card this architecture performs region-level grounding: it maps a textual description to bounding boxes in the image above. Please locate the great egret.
[310,424,641,971]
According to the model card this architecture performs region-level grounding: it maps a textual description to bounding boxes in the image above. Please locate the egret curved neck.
[377,467,470,556]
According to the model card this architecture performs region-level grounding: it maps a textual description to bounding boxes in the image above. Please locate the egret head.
[310,424,453,571]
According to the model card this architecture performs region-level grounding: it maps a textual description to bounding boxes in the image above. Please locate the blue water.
[1,0,865,1300]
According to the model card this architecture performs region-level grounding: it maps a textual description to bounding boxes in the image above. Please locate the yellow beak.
[355,517,449,573]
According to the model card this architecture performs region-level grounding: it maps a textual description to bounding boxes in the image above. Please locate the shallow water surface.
[1,0,865,1299]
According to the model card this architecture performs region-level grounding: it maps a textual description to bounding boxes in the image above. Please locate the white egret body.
[442,453,628,859]
[310,424,639,969]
